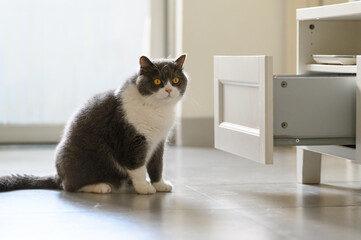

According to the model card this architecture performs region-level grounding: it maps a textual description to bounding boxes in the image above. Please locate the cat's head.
[135,55,188,105]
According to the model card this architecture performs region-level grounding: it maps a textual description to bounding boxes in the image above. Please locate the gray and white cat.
[0,55,188,194]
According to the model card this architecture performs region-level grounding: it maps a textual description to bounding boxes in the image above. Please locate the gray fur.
[136,55,188,96]
[0,174,62,191]
[0,55,187,192]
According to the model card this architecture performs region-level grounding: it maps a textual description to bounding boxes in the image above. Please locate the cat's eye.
[154,79,161,85]
[172,77,180,84]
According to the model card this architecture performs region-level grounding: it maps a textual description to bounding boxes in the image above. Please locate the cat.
[0,54,188,194]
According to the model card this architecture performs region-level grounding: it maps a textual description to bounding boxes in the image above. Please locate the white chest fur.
[120,84,176,162]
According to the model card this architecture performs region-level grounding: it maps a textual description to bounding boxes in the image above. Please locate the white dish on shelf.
[306,64,356,74]
[312,55,356,65]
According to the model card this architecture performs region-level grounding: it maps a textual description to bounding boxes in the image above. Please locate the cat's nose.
[165,88,172,94]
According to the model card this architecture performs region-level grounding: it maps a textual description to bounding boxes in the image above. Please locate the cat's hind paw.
[78,183,112,194]
[153,179,173,192]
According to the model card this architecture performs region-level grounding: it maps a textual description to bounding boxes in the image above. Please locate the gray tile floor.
[0,145,361,240]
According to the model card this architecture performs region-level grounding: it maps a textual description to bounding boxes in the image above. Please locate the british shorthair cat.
[0,55,188,194]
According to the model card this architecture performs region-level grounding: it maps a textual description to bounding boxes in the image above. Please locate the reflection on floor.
[0,145,360,240]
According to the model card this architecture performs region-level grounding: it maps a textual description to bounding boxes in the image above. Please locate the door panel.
[214,56,273,164]
[222,84,259,129]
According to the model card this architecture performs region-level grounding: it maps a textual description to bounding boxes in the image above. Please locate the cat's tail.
[0,174,63,192]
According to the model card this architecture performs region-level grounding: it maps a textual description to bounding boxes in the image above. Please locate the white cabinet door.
[214,56,273,164]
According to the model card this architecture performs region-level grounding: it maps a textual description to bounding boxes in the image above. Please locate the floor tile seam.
[231,214,301,240]
[228,206,361,238]
[184,182,301,187]
[322,180,361,183]
[182,184,218,200]
[299,204,361,209]
[2,204,360,216]
[163,180,221,199]
[179,203,360,211]
[184,182,361,188]
[221,208,296,240]
[179,180,298,184]
[226,204,361,212]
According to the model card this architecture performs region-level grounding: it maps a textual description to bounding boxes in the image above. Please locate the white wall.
[181,0,286,120]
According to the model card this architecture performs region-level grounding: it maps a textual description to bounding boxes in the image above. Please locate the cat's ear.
[139,56,154,69]
[175,54,186,69]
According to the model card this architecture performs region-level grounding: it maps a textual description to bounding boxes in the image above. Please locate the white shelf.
[297,2,361,21]
[300,145,356,161]
[306,64,356,74]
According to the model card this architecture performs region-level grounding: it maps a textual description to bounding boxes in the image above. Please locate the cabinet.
[214,2,361,177]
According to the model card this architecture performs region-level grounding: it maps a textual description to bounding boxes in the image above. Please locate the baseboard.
[179,117,214,147]
[0,118,215,147]
[0,124,64,144]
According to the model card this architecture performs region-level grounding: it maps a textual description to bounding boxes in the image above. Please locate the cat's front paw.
[133,182,156,195]
[152,179,173,192]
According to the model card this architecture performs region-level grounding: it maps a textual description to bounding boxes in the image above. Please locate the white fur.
[126,166,156,194]
[121,82,180,163]
[120,81,181,195]
[152,178,173,192]
[78,183,112,194]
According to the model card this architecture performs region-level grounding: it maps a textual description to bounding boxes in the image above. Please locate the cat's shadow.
[57,186,172,214]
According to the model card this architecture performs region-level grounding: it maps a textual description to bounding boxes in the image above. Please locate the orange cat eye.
[172,77,180,84]
[154,79,161,85]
